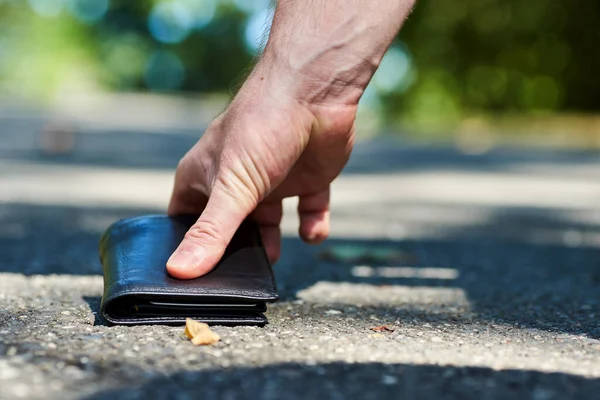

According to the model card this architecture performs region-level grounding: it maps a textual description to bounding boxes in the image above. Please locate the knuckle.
[176,151,196,172]
[176,156,187,170]
[185,220,226,247]
[215,170,259,210]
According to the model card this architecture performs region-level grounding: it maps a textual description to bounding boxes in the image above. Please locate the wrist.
[225,65,318,133]
[259,41,374,109]
[229,63,357,145]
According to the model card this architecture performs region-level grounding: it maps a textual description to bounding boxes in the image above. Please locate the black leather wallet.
[99,215,278,326]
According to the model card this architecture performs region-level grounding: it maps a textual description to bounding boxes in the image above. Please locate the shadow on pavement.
[0,203,160,275]
[82,296,109,327]
[1,128,598,174]
[345,139,600,176]
[276,235,600,339]
[0,129,197,170]
[1,200,599,339]
[84,361,600,400]
[275,204,600,339]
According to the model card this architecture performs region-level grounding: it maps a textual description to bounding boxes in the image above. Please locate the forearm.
[250,0,416,107]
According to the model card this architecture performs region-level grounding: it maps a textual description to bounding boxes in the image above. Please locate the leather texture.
[99,215,278,326]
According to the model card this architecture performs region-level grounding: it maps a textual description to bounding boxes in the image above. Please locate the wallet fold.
[99,215,278,326]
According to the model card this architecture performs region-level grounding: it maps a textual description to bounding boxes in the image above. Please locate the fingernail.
[167,249,204,270]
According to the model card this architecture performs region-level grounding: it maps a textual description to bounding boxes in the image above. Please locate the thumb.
[166,183,254,279]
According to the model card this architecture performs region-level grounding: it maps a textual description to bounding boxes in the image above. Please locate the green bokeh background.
[1,0,598,136]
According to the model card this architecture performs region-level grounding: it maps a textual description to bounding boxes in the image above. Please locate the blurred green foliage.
[0,0,598,130]
[393,0,600,130]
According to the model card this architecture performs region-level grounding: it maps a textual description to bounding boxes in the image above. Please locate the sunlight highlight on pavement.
[351,265,459,280]
[296,281,470,310]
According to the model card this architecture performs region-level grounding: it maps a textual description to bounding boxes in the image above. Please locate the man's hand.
[167,73,355,279]
[166,0,415,279]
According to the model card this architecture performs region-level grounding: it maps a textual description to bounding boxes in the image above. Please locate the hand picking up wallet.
[99,215,279,326]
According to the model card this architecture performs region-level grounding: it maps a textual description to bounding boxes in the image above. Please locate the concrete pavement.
[1,123,600,399]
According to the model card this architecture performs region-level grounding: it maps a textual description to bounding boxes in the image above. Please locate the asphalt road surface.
[1,123,600,399]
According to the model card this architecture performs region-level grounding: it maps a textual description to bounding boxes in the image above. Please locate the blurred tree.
[0,0,599,128]
[394,0,600,128]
